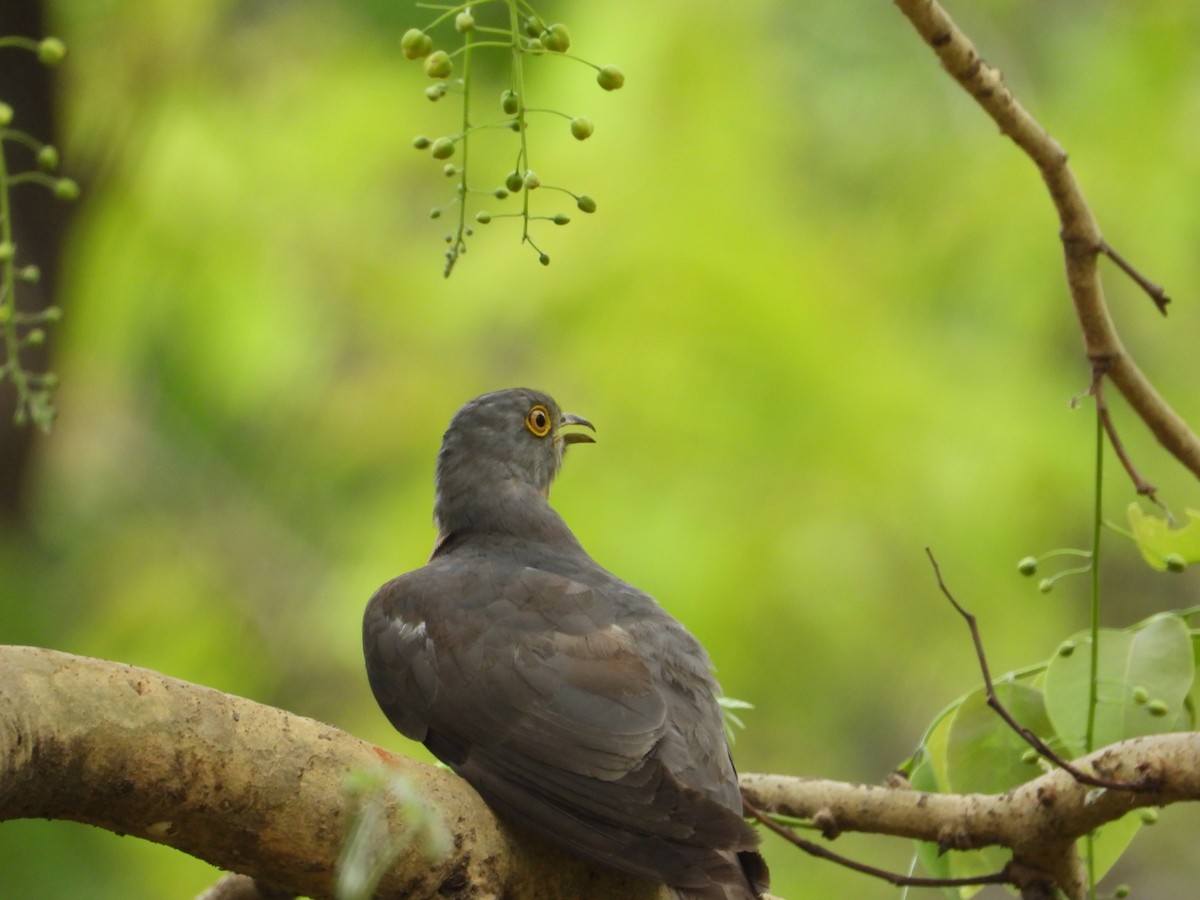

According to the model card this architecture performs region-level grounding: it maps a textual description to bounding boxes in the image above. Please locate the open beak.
[559,412,596,445]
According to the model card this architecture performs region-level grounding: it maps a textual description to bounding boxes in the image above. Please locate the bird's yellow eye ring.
[525,404,552,438]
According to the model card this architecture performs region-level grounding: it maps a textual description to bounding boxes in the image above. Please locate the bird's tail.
[669,849,771,900]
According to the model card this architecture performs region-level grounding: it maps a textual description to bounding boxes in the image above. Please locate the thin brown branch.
[892,0,1200,482]
[925,548,1155,792]
[1091,365,1158,498]
[1099,239,1171,316]
[743,799,1012,891]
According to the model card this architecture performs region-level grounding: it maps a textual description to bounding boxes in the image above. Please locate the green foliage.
[0,33,76,429]
[718,695,754,745]
[904,612,1197,893]
[401,1,623,275]
[1043,614,1195,757]
[335,768,451,900]
[1127,503,1200,572]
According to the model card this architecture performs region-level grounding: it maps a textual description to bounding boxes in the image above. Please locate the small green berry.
[52,178,79,201]
[0,103,12,127]
[0,241,14,262]
[1017,556,1038,576]
[401,28,433,60]
[424,50,453,79]
[501,89,519,116]
[596,65,625,91]
[1057,640,1075,657]
[538,253,550,266]
[413,135,432,149]
[576,195,597,213]
[1020,748,1039,765]
[18,265,41,283]
[1038,578,1053,594]
[455,11,475,33]
[1132,686,1150,705]
[523,170,540,190]
[552,213,570,225]
[430,208,442,219]
[429,137,455,160]
[475,212,491,224]
[25,328,46,346]
[37,37,66,66]
[442,164,457,176]
[570,116,594,140]
[540,23,570,53]
[492,188,509,200]
[42,305,61,321]
[36,145,60,172]
[425,83,448,102]
[1114,886,1131,899]
[505,172,524,193]
[523,16,545,38]
[1146,699,1169,717]
[1165,553,1187,573]
[1139,807,1159,825]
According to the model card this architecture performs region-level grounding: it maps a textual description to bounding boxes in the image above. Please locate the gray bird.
[363,388,768,898]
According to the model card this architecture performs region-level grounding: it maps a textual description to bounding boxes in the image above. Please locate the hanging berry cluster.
[401,3,624,276]
[0,34,77,429]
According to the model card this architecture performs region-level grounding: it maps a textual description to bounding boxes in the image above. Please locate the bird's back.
[364,536,764,895]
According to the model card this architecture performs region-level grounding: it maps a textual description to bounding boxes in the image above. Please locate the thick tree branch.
[892,0,1200,482]
[4,647,1196,898]
[741,731,1199,900]
[0,646,662,900]
[740,728,1200,851]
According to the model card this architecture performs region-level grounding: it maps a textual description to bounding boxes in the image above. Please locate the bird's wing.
[363,556,669,778]
[363,555,761,891]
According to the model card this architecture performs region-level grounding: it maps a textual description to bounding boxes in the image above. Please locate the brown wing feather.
[363,553,762,895]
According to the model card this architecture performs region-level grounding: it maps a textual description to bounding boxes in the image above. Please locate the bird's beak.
[559,413,596,445]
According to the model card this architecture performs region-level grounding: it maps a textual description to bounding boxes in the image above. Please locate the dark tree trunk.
[0,0,70,525]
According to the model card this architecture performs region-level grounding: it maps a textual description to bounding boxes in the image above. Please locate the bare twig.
[892,0,1200,482]
[742,799,1012,891]
[924,549,1154,792]
[1090,363,1158,499]
[1098,239,1171,316]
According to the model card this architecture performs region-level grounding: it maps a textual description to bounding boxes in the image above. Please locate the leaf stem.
[1083,400,1105,898]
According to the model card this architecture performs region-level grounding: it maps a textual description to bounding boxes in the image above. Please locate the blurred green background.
[3,1,1200,897]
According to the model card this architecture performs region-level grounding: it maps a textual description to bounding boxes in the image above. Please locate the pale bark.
[0,645,661,899]
[3,646,1196,898]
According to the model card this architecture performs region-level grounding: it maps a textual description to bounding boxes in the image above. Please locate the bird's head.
[433,388,595,534]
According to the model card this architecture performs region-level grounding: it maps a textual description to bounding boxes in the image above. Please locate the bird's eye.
[525,404,552,438]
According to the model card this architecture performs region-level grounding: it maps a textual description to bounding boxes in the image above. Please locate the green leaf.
[911,676,1153,893]
[911,704,955,886]
[1043,614,1195,758]
[718,695,753,743]
[912,691,1031,897]
[1186,632,1200,725]
[1127,503,1200,571]
[946,682,1053,795]
[1087,810,1143,886]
